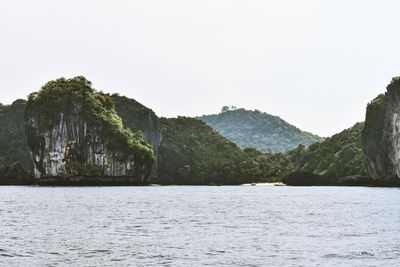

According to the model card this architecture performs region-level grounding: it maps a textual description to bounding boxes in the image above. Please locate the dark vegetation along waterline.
[0,99,34,184]
[0,75,400,186]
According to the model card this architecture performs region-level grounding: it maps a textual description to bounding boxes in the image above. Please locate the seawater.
[0,186,399,266]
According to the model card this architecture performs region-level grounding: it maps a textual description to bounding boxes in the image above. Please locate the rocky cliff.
[24,77,155,185]
[361,77,400,186]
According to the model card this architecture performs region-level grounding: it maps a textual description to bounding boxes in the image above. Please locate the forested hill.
[0,100,32,171]
[197,107,324,153]
[155,117,256,185]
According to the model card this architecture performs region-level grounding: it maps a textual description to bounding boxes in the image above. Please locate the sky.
[1,0,400,137]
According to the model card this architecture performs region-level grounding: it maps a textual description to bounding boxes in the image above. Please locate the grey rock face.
[24,77,155,185]
[362,77,400,184]
[384,79,400,178]
[25,103,147,183]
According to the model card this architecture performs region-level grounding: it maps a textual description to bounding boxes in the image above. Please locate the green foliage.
[156,117,258,185]
[296,122,366,178]
[243,144,307,182]
[66,161,104,176]
[0,78,368,184]
[111,94,159,130]
[199,108,364,181]
[198,108,324,153]
[154,116,364,184]
[0,100,32,172]
[25,76,155,166]
[0,103,6,112]
[387,76,400,91]
[0,162,34,185]
[110,94,161,151]
[244,123,366,182]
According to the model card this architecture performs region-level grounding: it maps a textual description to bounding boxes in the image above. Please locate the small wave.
[47,252,61,255]
[110,258,124,261]
[323,251,375,259]
[89,249,112,253]
[358,251,375,257]
[322,253,341,258]
[206,250,226,256]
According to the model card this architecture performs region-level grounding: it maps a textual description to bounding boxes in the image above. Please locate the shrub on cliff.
[110,94,162,154]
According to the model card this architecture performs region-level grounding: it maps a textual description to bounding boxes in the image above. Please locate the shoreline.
[241,182,287,186]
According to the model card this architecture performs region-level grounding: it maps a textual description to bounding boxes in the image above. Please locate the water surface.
[0,186,399,266]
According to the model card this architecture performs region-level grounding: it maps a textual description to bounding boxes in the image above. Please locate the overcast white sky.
[1,0,400,136]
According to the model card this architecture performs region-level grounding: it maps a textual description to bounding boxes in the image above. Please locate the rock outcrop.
[361,77,400,186]
[24,77,155,185]
[111,94,162,178]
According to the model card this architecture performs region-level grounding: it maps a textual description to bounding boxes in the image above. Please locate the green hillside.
[198,107,324,153]
[156,117,257,185]
[0,99,34,184]
[0,99,32,171]
[248,122,366,183]
[298,122,365,177]
[0,88,365,185]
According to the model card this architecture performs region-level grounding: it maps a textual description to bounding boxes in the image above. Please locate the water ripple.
[0,186,398,266]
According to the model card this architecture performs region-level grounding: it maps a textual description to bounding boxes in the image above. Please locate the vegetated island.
[0,76,399,187]
[197,106,324,153]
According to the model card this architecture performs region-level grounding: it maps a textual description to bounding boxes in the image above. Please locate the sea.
[0,185,399,266]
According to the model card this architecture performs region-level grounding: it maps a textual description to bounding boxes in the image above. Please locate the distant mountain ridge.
[197,107,324,153]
